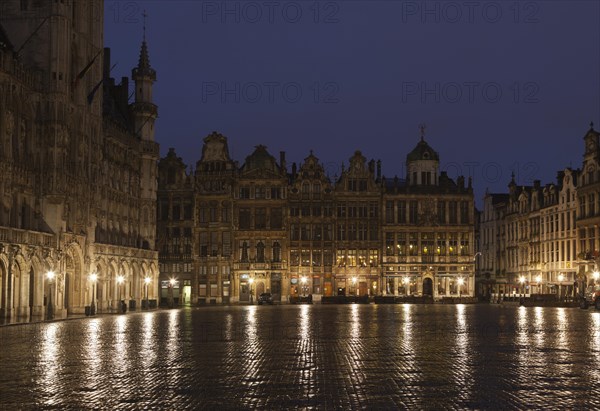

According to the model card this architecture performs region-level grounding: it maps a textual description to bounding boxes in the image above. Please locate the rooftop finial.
[591,121,595,130]
[419,123,426,141]
[142,10,148,42]
[143,10,147,42]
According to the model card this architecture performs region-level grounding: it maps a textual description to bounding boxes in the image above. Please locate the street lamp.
[248,278,254,303]
[352,277,358,296]
[46,271,55,320]
[117,275,124,313]
[457,277,464,298]
[169,278,176,308]
[558,273,564,301]
[300,276,307,296]
[593,271,600,284]
[89,273,97,315]
[144,276,151,309]
[536,274,542,295]
[518,276,526,305]
[403,276,410,295]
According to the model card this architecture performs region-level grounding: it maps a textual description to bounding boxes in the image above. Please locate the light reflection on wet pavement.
[1,305,599,409]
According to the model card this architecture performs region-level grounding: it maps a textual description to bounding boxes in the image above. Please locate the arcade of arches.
[0,237,158,322]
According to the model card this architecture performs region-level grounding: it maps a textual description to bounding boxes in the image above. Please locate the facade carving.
[0,1,159,321]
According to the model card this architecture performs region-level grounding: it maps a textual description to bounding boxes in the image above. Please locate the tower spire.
[143,10,147,42]
[419,123,426,141]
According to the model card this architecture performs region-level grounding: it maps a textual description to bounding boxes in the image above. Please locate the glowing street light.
[168,278,176,308]
[558,273,564,301]
[89,273,98,315]
[300,276,308,296]
[46,271,55,320]
[593,271,600,283]
[457,277,465,298]
[144,276,151,309]
[352,277,358,296]
[536,274,542,294]
[248,277,255,303]
[117,275,125,313]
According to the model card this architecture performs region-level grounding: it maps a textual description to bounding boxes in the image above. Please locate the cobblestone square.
[1,304,599,409]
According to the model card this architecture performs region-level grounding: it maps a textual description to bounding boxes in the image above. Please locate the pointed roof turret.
[132,11,156,81]
[132,40,156,80]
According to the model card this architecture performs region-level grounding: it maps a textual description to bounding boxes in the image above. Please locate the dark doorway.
[423,278,433,296]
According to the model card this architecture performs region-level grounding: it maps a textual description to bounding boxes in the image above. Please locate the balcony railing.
[0,227,55,248]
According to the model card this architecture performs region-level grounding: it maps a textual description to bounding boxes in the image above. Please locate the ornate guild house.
[0,1,159,321]
[157,131,477,304]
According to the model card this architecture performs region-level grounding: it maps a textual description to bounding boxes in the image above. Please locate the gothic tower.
[131,31,159,249]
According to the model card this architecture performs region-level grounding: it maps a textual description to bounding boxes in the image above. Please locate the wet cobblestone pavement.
[1,304,599,410]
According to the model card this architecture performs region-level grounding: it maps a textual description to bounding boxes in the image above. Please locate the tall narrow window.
[241,241,249,262]
[272,241,281,262]
[256,241,265,262]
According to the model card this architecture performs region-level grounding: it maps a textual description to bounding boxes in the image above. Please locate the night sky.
[104,0,600,201]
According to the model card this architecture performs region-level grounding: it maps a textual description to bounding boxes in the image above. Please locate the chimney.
[280,151,286,172]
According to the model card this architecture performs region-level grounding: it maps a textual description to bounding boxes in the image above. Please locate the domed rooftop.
[243,145,279,173]
[406,138,439,162]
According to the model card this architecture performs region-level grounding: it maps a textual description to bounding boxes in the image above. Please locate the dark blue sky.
[104,0,599,200]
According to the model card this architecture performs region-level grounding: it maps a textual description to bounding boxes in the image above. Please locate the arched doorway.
[423,278,433,296]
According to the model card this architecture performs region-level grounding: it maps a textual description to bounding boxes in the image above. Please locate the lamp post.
[46,271,55,320]
[403,277,409,296]
[89,273,97,315]
[168,278,176,308]
[300,276,307,297]
[536,274,542,295]
[457,277,464,299]
[116,275,124,313]
[519,275,526,304]
[558,273,564,301]
[144,276,151,309]
[248,278,254,304]
[351,277,358,296]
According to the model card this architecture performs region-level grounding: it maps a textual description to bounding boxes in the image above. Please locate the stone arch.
[12,253,27,317]
[118,260,132,301]
[131,261,141,302]
[29,253,47,316]
[63,242,85,314]
[423,277,433,297]
[107,258,119,304]
[94,258,109,310]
